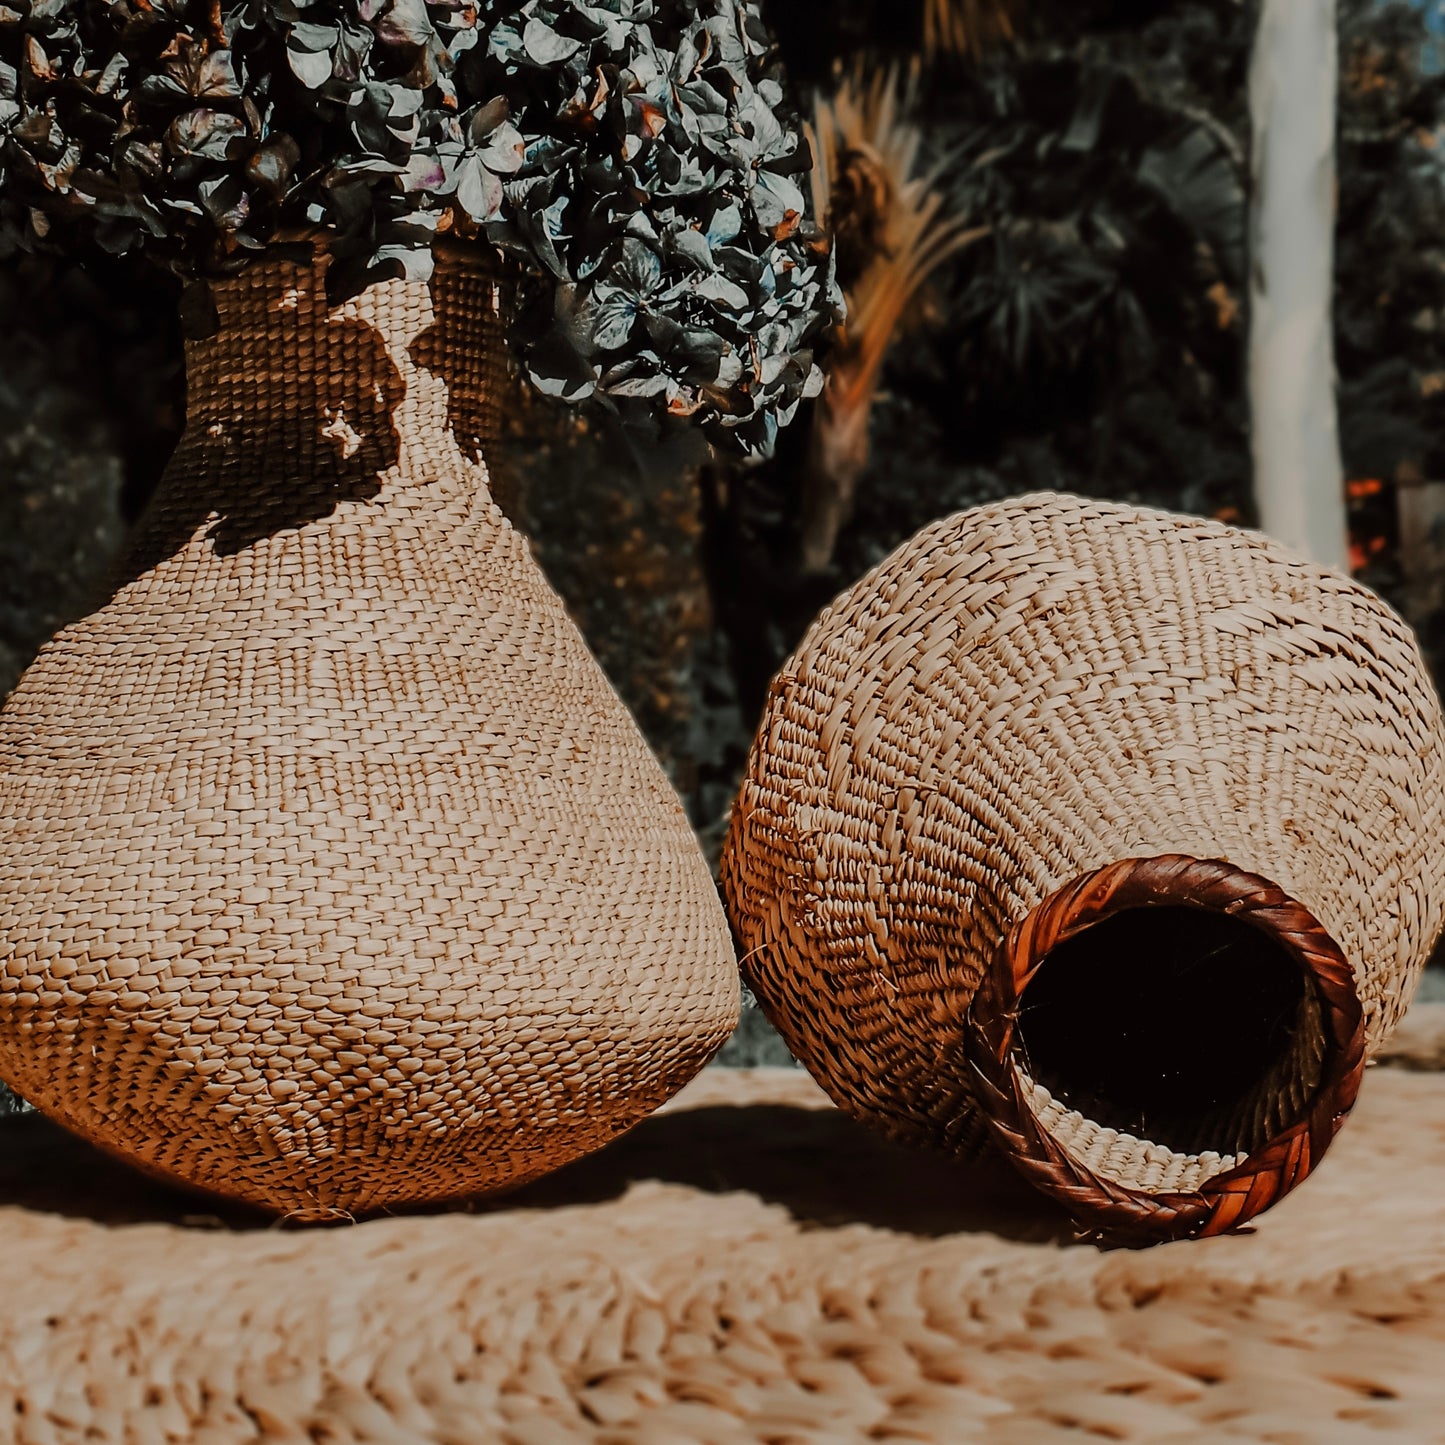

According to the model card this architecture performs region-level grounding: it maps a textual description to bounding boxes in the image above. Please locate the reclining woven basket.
[722,493,1445,1244]
[0,243,739,1218]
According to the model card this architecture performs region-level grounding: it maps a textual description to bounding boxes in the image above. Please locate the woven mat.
[3,1030,1445,1443]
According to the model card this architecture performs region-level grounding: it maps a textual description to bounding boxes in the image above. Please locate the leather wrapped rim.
[964,855,1367,1246]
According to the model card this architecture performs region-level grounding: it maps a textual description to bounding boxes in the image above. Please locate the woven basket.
[722,493,1445,1244]
[0,243,739,1218]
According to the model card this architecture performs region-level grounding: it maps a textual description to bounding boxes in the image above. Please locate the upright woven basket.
[0,243,739,1218]
[722,493,1445,1243]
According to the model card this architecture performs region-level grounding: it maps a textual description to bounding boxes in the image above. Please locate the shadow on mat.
[0,1111,272,1230]
[0,1102,1075,1245]
[495,1104,1076,1246]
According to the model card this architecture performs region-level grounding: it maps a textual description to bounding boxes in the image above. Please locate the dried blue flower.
[0,0,839,451]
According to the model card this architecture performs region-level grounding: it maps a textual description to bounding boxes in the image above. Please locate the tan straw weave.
[722,493,1445,1243]
[0,242,738,1218]
[5,1063,1445,1442]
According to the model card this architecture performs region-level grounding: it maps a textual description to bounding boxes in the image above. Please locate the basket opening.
[1015,905,1315,1164]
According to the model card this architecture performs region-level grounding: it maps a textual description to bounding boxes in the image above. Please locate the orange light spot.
[1347,478,1384,500]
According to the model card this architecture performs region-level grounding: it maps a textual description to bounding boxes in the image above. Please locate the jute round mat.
[4,1022,1445,1443]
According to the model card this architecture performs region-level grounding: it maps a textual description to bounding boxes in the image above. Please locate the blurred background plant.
[798,63,989,574]
[1335,0,1445,653]
[3,0,1445,1074]
[922,0,1021,59]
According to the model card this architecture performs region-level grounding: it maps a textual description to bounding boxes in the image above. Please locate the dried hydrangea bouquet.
[0,0,837,1217]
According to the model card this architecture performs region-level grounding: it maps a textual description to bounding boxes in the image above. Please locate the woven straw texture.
[966,852,1367,1242]
[721,493,1445,1236]
[0,244,738,1218]
[4,1062,1445,1442]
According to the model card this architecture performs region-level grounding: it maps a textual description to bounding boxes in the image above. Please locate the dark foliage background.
[713,0,1259,725]
[1,0,1444,1075]
[1335,1,1445,638]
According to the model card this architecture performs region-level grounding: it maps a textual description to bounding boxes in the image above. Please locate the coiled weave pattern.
[0,245,739,1217]
[722,494,1445,1239]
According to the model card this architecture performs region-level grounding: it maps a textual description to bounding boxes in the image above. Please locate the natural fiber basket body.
[722,493,1445,1242]
[0,245,738,1217]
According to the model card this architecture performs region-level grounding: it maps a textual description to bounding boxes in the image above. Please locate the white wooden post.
[1248,0,1350,570]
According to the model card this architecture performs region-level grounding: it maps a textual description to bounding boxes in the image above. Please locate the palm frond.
[923,0,1020,61]
[801,64,986,572]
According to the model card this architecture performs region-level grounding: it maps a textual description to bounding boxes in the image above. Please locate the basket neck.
[966,854,1365,1244]
[186,242,505,477]
[125,243,511,581]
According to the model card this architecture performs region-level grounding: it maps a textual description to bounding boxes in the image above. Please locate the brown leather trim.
[964,856,1366,1246]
